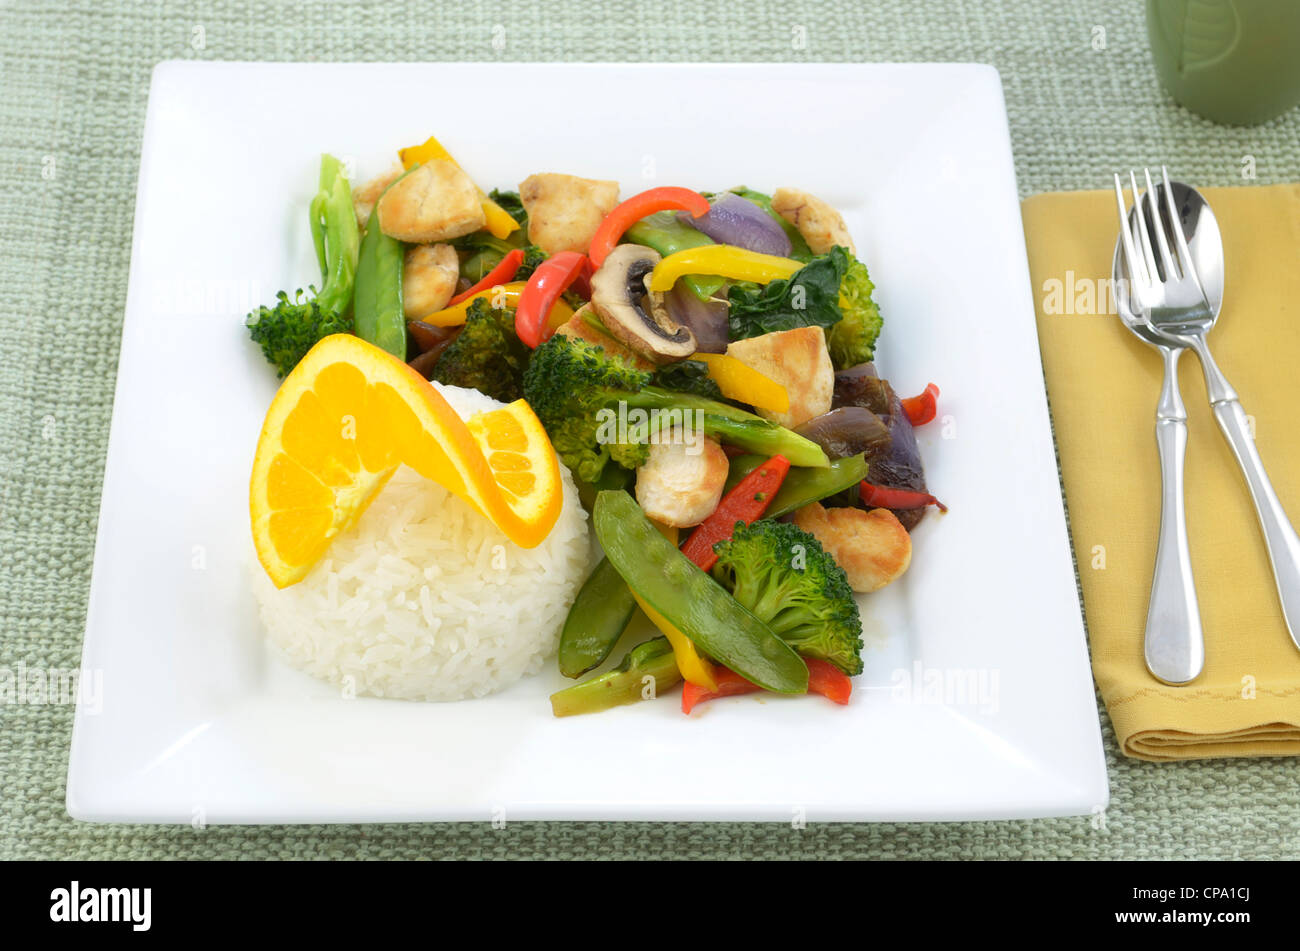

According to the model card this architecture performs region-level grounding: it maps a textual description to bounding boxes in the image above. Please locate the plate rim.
[66,59,1108,824]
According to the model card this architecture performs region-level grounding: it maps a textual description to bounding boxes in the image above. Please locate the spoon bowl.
[1112,179,1224,344]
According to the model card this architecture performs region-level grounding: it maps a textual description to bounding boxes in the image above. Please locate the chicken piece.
[352,165,403,229]
[402,244,460,318]
[376,159,486,243]
[635,436,729,528]
[793,502,912,593]
[554,306,655,371]
[771,188,856,255]
[724,326,833,428]
[519,173,620,256]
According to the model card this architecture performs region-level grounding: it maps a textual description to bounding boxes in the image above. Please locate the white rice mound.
[252,382,594,702]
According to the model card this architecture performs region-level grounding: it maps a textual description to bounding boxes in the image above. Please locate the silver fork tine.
[1160,165,1207,300]
[1145,167,1178,280]
[1130,170,1160,283]
[1113,173,1146,288]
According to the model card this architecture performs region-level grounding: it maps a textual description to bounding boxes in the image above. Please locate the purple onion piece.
[832,362,892,414]
[664,283,729,353]
[871,393,925,492]
[831,361,931,531]
[677,193,791,257]
[870,392,930,530]
[794,407,891,461]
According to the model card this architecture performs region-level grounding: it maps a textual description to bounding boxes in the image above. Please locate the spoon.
[1120,174,1300,659]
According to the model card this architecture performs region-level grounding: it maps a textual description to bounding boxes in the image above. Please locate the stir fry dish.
[245,134,944,716]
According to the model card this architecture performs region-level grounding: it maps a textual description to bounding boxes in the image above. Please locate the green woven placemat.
[2,0,1298,860]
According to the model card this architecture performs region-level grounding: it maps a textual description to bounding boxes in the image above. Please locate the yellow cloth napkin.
[1023,183,1300,761]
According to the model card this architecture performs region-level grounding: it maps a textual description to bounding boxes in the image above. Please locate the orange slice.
[250,334,561,588]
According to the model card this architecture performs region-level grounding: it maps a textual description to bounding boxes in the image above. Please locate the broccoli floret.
[651,359,726,401]
[827,250,884,368]
[246,155,360,377]
[521,333,653,482]
[711,519,864,675]
[515,244,547,281]
[523,334,832,483]
[430,297,531,402]
[246,290,354,377]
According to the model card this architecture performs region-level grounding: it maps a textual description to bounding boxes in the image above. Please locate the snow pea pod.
[354,216,406,360]
[593,491,808,694]
[557,558,638,679]
[550,637,680,717]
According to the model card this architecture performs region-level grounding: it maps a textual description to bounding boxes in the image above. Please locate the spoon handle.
[1190,338,1300,653]
[1146,346,1204,684]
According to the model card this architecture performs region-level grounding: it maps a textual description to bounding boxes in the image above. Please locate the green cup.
[1146,0,1300,125]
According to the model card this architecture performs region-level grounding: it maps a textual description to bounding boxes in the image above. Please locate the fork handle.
[1146,347,1204,684]
[1190,338,1300,653]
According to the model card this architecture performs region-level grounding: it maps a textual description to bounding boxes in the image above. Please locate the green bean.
[593,490,808,694]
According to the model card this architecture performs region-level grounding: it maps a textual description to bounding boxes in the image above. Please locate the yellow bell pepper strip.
[635,521,719,691]
[691,352,790,414]
[420,281,575,329]
[648,246,803,293]
[398,135,519,240]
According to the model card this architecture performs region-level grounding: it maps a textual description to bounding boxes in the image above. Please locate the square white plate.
[67,61,1107,823]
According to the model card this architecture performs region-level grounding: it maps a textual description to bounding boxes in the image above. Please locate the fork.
[1112,170,1204,683]
[1116,166,1300,658]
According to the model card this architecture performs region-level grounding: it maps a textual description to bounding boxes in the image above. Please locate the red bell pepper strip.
[515,251,587,348]
[448,248,525,307]
[682,666,759,714]
[806,658,852,705]
[859,481,948,512]
[569,256,595,301]
[682,658,853,713]
[680,454,791,571]
[588,186,711,268]
[901,383,940,426]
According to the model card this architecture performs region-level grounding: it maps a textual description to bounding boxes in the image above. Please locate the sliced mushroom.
[590,244,696,364]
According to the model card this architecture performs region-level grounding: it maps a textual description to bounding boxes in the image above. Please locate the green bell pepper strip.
[557,558,639,679]
[593,491,808,694]
[725,453,871,518]
[353,170,408,359]
[624,212,724,302]
[550,637,681,717]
